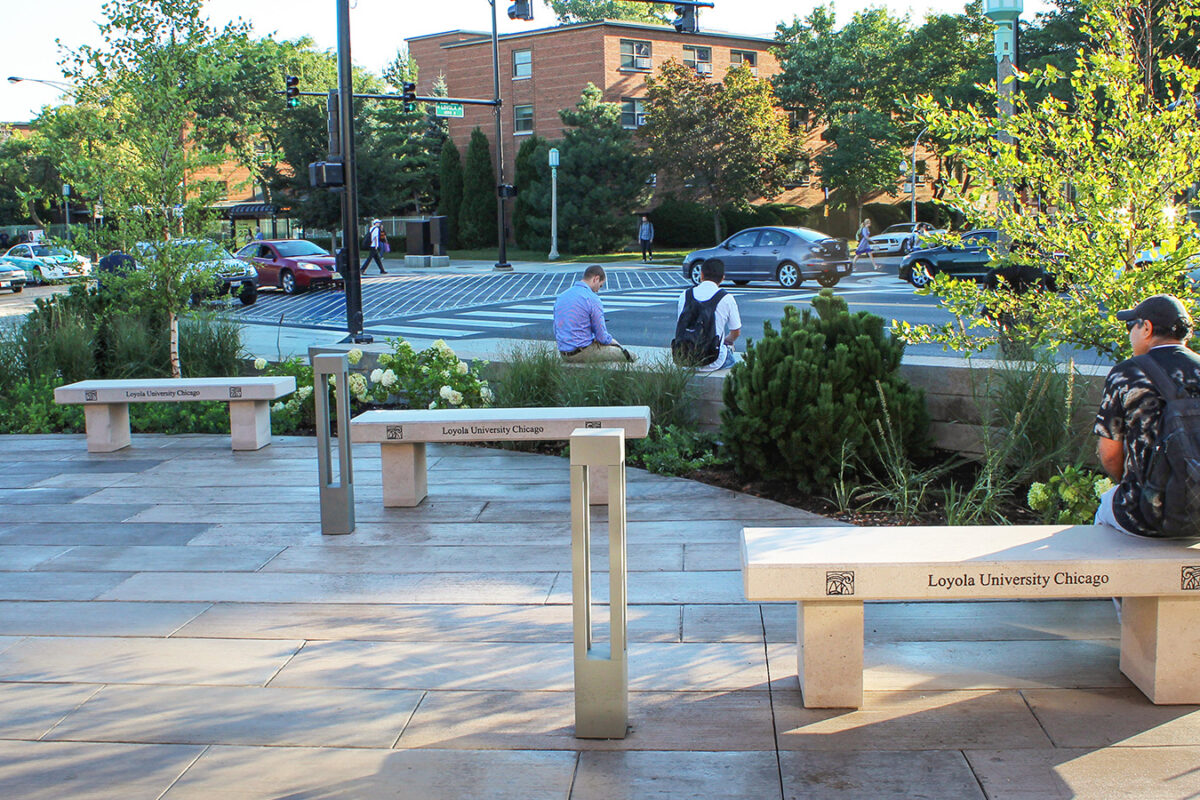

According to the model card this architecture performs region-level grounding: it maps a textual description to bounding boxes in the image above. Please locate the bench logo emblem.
[826,570,854,596]
[387,425,404,440]
[1184,566,1200,591]
[229,387,242,399]
[84,390,98,402]
[585,421,602,429]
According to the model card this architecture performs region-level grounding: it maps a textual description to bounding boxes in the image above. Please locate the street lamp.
[984,0,1022,215]
[7,76,78,95]
[911,126,929,224]
[548,148,560,260]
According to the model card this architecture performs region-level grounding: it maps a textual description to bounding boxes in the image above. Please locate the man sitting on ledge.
[553,264,635,363]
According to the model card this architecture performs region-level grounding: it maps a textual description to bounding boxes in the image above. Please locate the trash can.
[405,219,432,256]
[428,216,448,256]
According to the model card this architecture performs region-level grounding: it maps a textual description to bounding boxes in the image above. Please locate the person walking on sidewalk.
[638,215,655,263]
[361,219,387,275]
[553,265,635,363]
[852,219,877,269]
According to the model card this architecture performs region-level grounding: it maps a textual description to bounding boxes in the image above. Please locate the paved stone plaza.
[1,433,1199,798]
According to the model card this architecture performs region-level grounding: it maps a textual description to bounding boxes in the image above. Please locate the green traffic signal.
[285,75,300,109]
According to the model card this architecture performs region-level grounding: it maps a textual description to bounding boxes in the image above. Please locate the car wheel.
[11,284,22,293]
[280,270,298,295]
[238,283,257,306]
[909,260,934,288]
[776,262,802,289]
[733,280,750,286]
[816,271,840,288]
[688,261,704,285]
[899,240,911,256]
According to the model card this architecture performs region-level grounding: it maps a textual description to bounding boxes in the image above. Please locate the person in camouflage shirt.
[1094,294,1200,536]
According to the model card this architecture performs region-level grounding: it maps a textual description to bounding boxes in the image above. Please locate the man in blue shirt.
[553,265,634,362]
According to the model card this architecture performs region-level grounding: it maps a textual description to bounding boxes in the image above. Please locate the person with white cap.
[1094,294,1200,537]
[361,218,387,274]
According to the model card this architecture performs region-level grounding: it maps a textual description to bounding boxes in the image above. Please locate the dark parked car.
[682,226,851,289]
[235,239,342,295]
[134,239,258,305]
[900,229,1059,291]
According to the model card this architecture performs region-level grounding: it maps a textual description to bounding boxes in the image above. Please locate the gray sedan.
[682,226,852,288]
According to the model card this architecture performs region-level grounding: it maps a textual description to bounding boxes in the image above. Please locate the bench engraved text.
[122,388,203,399]
[928,571,1110,590]
[440,424,546,436]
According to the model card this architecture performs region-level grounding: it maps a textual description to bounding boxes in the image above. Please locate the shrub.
[459,128,497,249]
[915,200,966,231]
[721,289,929,493]
[863,202,907,230]
[759,203,809,227]
[648,195,714,247]
[1028,466,1113,524]
[359,338,493,410]
[628,424,728,476]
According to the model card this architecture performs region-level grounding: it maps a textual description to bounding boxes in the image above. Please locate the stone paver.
[0,433,1195,799]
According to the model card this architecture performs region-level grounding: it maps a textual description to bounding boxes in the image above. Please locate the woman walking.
[852,219,877,270]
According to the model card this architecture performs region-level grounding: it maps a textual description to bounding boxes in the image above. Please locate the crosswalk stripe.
[460,310,554,320]
[414,316,532,329]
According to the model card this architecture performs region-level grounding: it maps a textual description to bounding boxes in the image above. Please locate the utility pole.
[335,0,370,343]
[490,0,512,271]
[984,0,1022,218]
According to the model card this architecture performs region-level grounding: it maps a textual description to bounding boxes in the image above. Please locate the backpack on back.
[672,288,726,367]
[1134,354,1200,538]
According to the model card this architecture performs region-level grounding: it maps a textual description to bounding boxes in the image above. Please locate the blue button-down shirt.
[554,281,613,351]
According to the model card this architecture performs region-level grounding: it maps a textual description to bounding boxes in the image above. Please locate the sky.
[1,0,1055,122]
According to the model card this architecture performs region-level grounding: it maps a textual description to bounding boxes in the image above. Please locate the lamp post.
[910,126,929,224]
[489,0,512,272]
[984,0,1022,215]
[548,148,560,260]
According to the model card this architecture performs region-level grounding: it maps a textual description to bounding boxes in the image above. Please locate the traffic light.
[672,3,697,33]
[507,0,533,20]
[401,81,417,113]
[285,75,300,109]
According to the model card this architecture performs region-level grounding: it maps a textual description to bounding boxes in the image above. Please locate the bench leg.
[588,465,608,506]
[229,400,272,451]
[83,404,131,452]
[797,600,864,708]
[381,442,428,507]
[1120,595,1200,704]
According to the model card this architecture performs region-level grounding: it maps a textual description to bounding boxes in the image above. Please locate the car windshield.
[274,241,329,257]
[882,224,914,234]
[781,227,827,243]
[30,245,71,257]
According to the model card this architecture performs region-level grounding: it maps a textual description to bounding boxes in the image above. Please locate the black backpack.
[672,288,726,367]
[1134,354,1200,538]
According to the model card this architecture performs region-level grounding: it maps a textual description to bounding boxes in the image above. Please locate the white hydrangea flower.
[272,401,285,412]
[349,373,368,397]
[381,369,397,387]
[254,357,267,371]
[439,385,453,400]
[481,386,494,403]
[298,386,314,400]
[328,375,337,386]
[456,361,468,375]
[428,400,438,409]
[347,348,363,365]
[448,390,464,406]
[370,368,384,384]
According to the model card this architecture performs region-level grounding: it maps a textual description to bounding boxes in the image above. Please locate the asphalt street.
[229,255,963,357]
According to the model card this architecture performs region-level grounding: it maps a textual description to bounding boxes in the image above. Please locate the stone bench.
[350,406,651,507]
[742,524,1200,708]
[54,377,296,453]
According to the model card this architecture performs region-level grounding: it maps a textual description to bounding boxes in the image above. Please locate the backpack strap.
[1134,354,1186,401]
[702,289,727,308]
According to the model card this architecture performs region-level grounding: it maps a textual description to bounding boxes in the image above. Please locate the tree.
[897,0,1200,360]
[458,128,497,249]
[815,110,905,222]
[644,62,799,242]
[517,86,651,254]
[438,139,464,249]
[547,0,666,24]
[512,134,547,250]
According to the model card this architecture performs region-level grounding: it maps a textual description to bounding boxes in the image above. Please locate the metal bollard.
[569,427,628,739]
[311,352,355,535]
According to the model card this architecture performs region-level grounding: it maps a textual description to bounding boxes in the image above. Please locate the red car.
[236,239,342,294]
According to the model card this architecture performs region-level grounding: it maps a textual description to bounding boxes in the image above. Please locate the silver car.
[682,226,852,289]
[868,222,944,256]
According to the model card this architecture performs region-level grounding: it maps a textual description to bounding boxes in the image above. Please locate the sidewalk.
[1,433,1196,798]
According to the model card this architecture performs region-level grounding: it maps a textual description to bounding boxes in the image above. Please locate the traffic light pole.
[335,0,370,343]
[490,0,512,272]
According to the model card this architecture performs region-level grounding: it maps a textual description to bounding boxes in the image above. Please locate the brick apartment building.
[408,20,940,213]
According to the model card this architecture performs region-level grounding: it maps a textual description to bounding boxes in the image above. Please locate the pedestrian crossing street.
[369,286,689,340]
[364,275,914,341]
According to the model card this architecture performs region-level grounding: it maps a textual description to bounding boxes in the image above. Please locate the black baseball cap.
[1116,294,1193,334]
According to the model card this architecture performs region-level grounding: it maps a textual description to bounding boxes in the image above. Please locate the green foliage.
[254,356,317,434]
[816,109,905,218]
[437,139,464,249]
[862,202,908,230]
[360,338,493,410]
[515,86,652,254]
[903,0,1200,359]
[459,128,497,249]
[513,134,548,250]
[547,0,667,23]
[1028,466,1113,524]
[644,62,800,243]
[649,196,714,247]
[628,424,728,477]
[493,342,697,430]
[721,289,929,493]
[915,200,965,230]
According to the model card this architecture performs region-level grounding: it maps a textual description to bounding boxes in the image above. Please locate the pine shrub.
[458,128,497,249]
[437,140,464,248]
[721,289,929,492]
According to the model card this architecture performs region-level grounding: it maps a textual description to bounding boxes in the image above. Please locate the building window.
[682,45,712,75]
[512,49,532,80]
[730,50,757,75]
[621,98,647,129]
[514,104,534,134]
[620,40,652,71]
